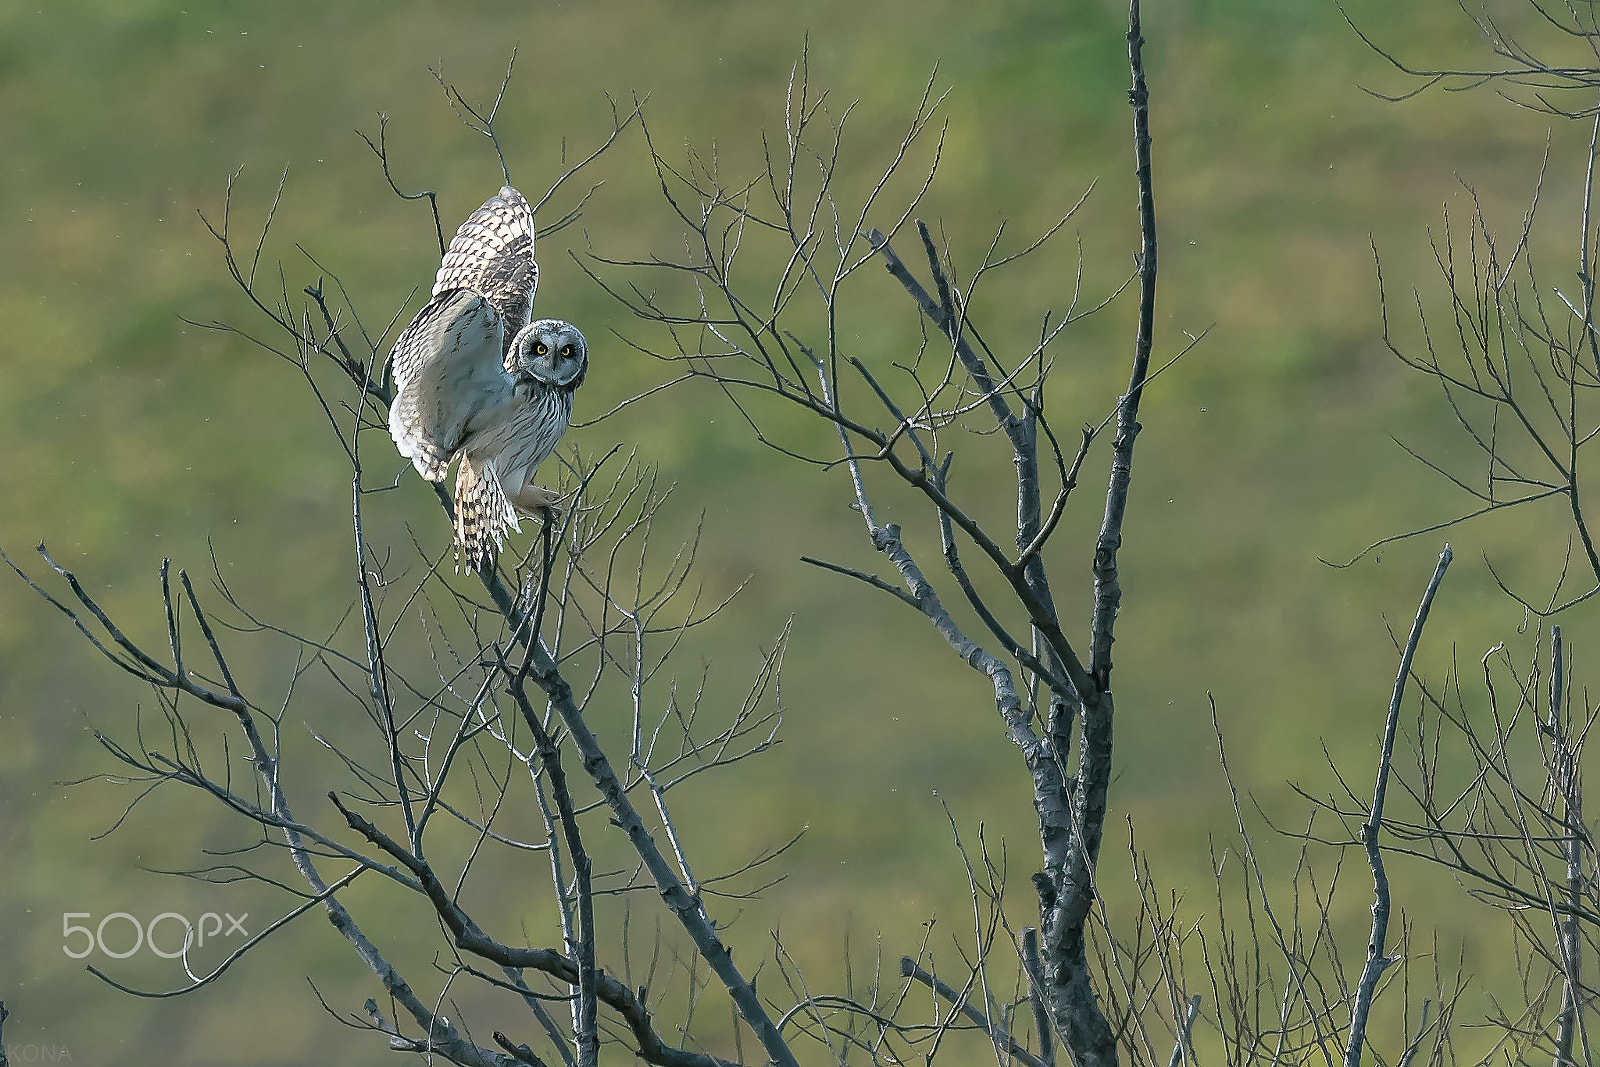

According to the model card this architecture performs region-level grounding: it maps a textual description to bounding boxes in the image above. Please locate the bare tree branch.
[1345,545,1452,1067]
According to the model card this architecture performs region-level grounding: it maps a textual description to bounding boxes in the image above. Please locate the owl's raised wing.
[433,185,537,362]
[388,290,513,481]
[388,186,537,481]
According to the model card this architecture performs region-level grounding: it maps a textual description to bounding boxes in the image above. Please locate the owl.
[388,185,588,572]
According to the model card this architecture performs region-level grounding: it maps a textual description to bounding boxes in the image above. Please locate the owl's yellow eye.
[559,345,574,358]
[533,342,548,356]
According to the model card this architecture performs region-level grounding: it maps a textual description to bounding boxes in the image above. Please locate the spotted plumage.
[388,185,588,571]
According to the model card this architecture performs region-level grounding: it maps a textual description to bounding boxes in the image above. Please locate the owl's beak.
[515,362,580,389]
[517,355,581,388]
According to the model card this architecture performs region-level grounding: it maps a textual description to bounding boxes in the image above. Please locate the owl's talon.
[511,483,567,524]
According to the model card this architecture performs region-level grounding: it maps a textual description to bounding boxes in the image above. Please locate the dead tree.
[3,65,815,1067]
[16,5,1590,1067]
[587,2,1600,1066]
[7,3,1365,1065]
[1317,5,1600,1065]
[0,6,1172,1057]
[583,5,1180,1066]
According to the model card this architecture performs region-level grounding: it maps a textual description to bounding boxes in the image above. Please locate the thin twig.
[899,958,1052,1067]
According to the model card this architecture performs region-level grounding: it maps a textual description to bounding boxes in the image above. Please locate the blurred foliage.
[2,1,1597,1062]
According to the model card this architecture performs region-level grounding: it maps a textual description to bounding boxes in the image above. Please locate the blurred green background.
[2,1,1595,1063]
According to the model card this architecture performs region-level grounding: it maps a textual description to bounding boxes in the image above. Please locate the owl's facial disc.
[513,320,588,390]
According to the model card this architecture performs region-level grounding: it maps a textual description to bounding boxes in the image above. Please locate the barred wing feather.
[432,185,537,364]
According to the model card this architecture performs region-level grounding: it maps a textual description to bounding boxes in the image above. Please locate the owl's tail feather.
[454,456,522,573]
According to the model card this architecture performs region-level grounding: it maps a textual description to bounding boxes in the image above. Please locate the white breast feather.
[463,387,573,495]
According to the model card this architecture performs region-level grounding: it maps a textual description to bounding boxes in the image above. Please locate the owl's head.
[509,319,588,391]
